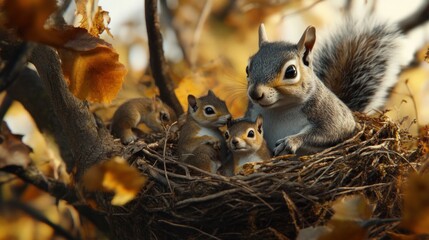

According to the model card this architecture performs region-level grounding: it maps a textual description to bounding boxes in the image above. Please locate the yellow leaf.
[75,0,112,37]
[400,173,429,234]
[2,0,126,103]
[296,226,330,240]
[319,220,367,240]
[331,195,373,221]
[82,157,147,206]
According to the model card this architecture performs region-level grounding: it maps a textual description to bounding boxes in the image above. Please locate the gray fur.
[246,18,401,155]
[248,42,298,85]
[314,18,402,112]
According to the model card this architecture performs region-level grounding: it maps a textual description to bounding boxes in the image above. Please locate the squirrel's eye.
[204,106,215,115]
[247,130,255,138]
[224,131,230,139]
[245,66,249,77]
[284,65,297,79]
[160,112,169,122]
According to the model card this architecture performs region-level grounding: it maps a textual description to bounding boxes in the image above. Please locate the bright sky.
[99,0,145,34]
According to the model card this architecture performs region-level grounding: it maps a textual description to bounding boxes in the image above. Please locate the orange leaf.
[2,0,126,103]
[400,173,429,234]
[60,45,127,103]
[2,0,57,41]
[82,157,147,206]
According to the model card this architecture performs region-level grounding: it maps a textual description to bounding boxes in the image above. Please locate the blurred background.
[1,0,429,238]
[95,0,429,132]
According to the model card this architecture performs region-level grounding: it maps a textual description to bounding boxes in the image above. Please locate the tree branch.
[1,164,110,234]
[398,1,429,34]
[7,67,75,172]
[28,45,120,179]
[145,0,184,116]
[4,200,78,240]
[0,41,35,92]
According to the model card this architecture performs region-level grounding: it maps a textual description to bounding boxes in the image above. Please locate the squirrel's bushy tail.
[314,17,403,113]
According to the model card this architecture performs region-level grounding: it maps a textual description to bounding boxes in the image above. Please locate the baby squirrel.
[178,90,231,173]
[246,18,403,155]
[225,115,271,174]
[110,97,177,144]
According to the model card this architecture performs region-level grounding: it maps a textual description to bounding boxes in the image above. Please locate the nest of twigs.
[106,113,424,240]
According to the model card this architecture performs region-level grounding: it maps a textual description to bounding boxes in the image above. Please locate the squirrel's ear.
[227,118,233,128]
[297,26,316,66]
[207,90,215,97]
[258,23,268,47]
[188,95,198,112]
[256,114,263,134]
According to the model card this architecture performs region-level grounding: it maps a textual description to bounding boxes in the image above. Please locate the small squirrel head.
[225,115,266,155]
[187,90,231,128]
[146,97,177,131]
[246,23,317,109]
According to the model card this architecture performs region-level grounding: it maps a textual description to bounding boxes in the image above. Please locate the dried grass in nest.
[106,113,424,240]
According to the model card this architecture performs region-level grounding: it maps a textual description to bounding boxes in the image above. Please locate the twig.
[5,200,78,240]
[162,122,176,194]
[0,42,36,92]
[280,0,324,20]
[159,220,222,240]
[176,188,239,206]
[0,164,110,234]
[190,0,212,68]
[404,79,419,127]
[282,191,302,231]
[145,0,184,116]
[360,218,400,228]
[398,1,429,34]
[159,0,191,66]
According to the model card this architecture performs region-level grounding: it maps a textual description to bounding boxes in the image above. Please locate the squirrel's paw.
[204,139,221,150]
[121,134,138,145]
[274,136,302,156]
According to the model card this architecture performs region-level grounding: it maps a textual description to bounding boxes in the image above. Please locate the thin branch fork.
[2,200,78,240]
[0,164,110,234]
[398,1,429,33]
[145,0,184,116]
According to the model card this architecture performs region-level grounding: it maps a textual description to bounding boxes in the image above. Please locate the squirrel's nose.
[232,138,239,145]
[249,90,264,101]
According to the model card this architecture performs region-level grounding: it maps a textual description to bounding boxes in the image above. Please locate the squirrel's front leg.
[273,125,312,156]
[274,135,304,156]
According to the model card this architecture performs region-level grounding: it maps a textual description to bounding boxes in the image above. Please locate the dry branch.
[3,200,77,240]
[0,42,35,92]
[399,1,429,33]
[145,0,184,116]
[1,164,110,234]
[29,45,120,178]
[6,66,75,171]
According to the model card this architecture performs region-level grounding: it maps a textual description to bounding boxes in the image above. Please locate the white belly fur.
[196,127,222,140]
[237,154,262,167]
[250,105,310,150]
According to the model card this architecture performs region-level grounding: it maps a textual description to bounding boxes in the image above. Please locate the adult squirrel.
[225,115,271,174]
[245,18,403,155]
[110,97,177,144]
[178,90,231,173]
